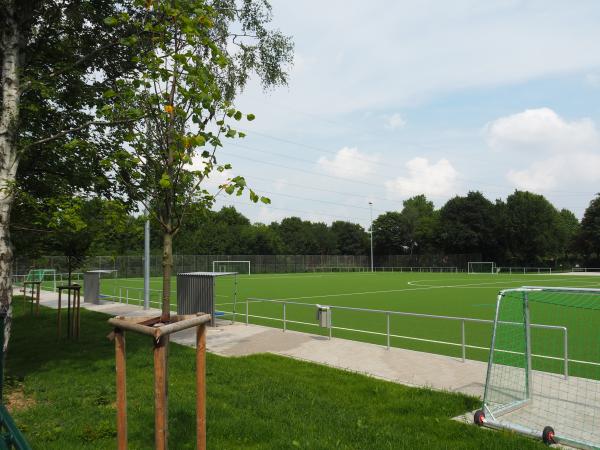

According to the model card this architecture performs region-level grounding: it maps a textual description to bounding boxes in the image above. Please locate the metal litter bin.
[316,304,331,327]
[177,272,237,326]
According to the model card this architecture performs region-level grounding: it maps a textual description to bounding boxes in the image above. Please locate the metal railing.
[237,298,572,379]
[109,286,176,310]
[310,266,459,273]
[496,267,553,274]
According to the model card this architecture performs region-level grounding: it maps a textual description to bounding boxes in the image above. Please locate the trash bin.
[316,304,331,327]
[177,271,237,326]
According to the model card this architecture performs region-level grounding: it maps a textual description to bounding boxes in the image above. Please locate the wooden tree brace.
[108,313,211,450]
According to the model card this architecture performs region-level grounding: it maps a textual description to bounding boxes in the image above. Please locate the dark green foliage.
[373,195,438,255]
[578,194,600,262]
[438,192,499,258]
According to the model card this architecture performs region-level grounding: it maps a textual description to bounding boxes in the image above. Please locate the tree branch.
[24,117,144,148]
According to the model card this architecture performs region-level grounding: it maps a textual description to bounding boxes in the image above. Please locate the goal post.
[475,286,600,448]
[24,269,57,291]
[212,260,251,275]
[467,261,496,274]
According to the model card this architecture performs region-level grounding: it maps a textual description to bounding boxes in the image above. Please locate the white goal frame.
[212,260,251,275]
[467,261,497,274]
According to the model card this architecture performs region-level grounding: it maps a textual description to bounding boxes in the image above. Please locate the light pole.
[369,202,374,272]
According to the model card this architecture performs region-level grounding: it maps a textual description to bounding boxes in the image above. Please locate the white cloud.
[317,147,379,179]
[485,108,600,192]
[507,153,600,191]
[485,107,599,152]
[385,157,459,198]
[385,113,406,130]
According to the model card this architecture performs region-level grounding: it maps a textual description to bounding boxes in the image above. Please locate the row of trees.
[372,192,588,266]
[13,191,600,267]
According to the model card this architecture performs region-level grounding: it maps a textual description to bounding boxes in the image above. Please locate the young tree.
[102,0,292,321]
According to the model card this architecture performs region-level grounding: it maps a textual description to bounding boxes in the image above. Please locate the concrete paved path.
[22,288,487,399]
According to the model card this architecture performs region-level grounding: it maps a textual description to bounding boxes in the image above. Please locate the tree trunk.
[161,231,173,322]
[0,1,21,352]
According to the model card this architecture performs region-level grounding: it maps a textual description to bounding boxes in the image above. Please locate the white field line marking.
[262,277,600,302]
[407,278,600,288]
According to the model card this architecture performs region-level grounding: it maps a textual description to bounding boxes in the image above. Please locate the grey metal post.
[143,218,150,310]
[246,298,249,325]
[564,328,569,379]
[369,202,374,272]
[461,319,466,362]
[523,292,533,400]
[328,309,332,340]
[283,302,286,332]
[386,312,390,349]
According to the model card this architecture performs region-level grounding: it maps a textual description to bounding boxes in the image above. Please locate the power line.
[222,150,390,189]
[235,130,596,195]
[246,174,403,205]
[249,187,388,214]
[214,197,370,223]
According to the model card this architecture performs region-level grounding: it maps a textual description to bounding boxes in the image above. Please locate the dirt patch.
[5,386,35,412]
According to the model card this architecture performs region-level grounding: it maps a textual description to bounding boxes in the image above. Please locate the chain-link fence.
[12,253,480,278]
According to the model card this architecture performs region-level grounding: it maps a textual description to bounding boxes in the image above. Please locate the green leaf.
[103,16,119,26]
[102,89,116,99]
[159,173,171,189]
[260,196,271,204]
[234,111,242,121]
[247,113,256,121]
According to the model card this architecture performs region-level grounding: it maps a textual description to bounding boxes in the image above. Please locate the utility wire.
[234,131,596,195]
[214,197,370,223]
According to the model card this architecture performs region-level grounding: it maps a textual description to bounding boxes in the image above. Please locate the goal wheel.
[542,426,555,445]
[473,410,485,426]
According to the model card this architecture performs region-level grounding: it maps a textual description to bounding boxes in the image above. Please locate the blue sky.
[209,0,600,228]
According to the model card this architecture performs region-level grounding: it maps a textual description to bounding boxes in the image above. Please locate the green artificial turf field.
[97,272,600,375]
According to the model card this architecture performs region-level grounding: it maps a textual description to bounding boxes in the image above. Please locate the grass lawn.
[5,302,546,449]
[98,272,600,374]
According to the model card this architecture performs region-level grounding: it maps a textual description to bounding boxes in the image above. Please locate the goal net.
[21,269,57,291]
[212,260,250,275]
[467,261,496,274]
[475,286,600,448]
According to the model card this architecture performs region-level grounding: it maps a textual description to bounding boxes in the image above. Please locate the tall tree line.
[13,191,600,267]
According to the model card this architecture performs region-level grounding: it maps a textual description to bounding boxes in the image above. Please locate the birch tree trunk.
[0,1,21,351]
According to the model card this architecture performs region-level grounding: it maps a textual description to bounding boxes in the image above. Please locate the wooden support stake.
[67,288,71,338]
[36,283,40,316]
[196,324,206,450]
[57,289,62,339]
[154,336,169,450]
[76,288,81,338]
[115,328,128,450]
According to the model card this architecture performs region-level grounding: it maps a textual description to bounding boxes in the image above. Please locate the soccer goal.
[474,286,600,448]
[467,261,497,274]
[24,269,57,291]
[212,260,251,275]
